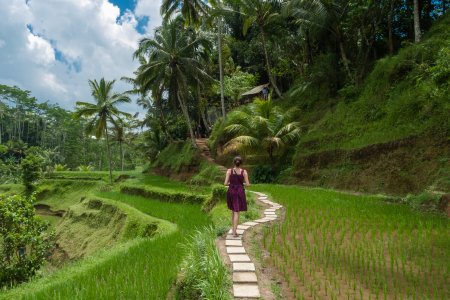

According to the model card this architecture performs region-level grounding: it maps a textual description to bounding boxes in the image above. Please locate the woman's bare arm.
[243,170,250,186]
[224,169,231,186]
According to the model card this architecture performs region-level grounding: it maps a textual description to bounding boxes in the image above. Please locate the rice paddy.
[253,185,450,299]
[0,175,213,300]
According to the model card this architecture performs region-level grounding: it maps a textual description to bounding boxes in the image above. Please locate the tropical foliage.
[220,98,300,165]
[74,78,131,183]
[0,194,54,288]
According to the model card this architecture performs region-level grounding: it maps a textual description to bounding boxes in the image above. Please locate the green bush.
[176,227,232,300]
[251,165,275,183]
[120,184,207,204]
[54,164,69,172]
[191,162,224,186]
[0,194,55,288]
[403,192,442,213]
[202,184,228,212]
[20,154,44,195]
[152,141,200,173]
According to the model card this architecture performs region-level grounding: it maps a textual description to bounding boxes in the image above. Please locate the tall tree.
[133,18,212,146]
[240,0,283,98]
[161,0,228,119]
[414,0,422,42]
[75,78,131,184]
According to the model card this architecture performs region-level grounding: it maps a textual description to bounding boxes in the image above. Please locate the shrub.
[176,227,232,300]
[0,194,55,288]
[403,192,442,213]
[202,184,228,212]
[153,141,200,173]
[77,165,94,172]
[120,184,207,204]
[54,164,69,172]
[251,165,275,183]
[190,162,224,186]
[20,154,44,195]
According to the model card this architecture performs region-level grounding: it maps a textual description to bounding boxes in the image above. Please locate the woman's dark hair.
[233,156,243,167]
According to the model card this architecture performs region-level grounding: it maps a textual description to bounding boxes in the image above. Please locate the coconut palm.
[240,0,283,98]
[161,0,208,27]
[222,98,300,167]
[110,120,127,171]
[74,78,131,184]
[284,0,353,82]
[161,0,229,119]
[133,18,212,146]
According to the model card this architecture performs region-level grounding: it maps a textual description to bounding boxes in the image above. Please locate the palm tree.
[110,120,127,171]
[161,0,208,27]
[413,0,421,42]
[240,0,283,98]
[285,0,353,82]
[74,78,131,184]
[133,18,212,146]
[222,98,300,168]
[122,68,174,142]
[161,0,232,119]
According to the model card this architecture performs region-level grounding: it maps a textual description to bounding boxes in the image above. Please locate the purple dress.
[227,169,247,212]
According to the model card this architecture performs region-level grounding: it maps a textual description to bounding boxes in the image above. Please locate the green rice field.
[252,185,450,300]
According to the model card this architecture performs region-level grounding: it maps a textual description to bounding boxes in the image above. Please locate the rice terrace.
[0,0,449,299]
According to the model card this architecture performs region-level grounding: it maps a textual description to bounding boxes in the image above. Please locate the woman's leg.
[232,211,239,236]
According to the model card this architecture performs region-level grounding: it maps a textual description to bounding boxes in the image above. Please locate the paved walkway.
[225,191,283,299]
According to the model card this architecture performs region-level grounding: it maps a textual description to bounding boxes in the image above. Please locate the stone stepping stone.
[264,211,276,214]
[226,234,242,240]
[265,208,276,212]
[237,225,251,230]
[233,284,260,298]
[254,218,270,223]
[229,254,251,262]
[226,240,242,246]
[233,262,255,272]
[228,229,245,235]
[227,247,246,254]
[233,272,257,283]
[242,221,258,226]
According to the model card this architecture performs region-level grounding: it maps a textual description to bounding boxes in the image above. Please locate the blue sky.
[0,0,163,114]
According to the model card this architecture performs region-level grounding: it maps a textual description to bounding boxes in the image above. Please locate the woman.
[224,156,250,237]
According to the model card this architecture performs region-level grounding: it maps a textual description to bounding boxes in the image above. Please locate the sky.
[0,0,163,114]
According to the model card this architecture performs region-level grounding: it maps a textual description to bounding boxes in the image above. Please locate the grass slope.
[288,15,450,195]
[0,171,220,300]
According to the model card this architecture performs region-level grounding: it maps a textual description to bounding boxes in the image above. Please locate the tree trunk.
[444,0,447,13]
[338,38,354,83]
[260,30,282,98]
[120,141,124,172]
[105,126,113,184]
[414,0,421,42]
[177,92,196,147]
[155,93,173,142]
[218,17,226,119]
[388,0,394,56]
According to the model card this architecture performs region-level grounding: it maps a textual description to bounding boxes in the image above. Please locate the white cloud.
[135,0,163,34]
[26,33,55,65]
[0,0,163,113]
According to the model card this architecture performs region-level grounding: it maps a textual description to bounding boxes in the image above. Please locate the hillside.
[287,14,450,195]
[212,13,450,196]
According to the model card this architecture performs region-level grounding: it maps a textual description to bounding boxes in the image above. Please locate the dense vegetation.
[1,0,449,299]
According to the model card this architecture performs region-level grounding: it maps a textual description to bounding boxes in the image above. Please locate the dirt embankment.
[292,135,450,196]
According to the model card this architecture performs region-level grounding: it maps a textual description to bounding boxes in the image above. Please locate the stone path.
[225,191,283,299]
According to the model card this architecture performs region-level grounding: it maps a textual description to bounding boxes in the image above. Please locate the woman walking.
[224,156,250,237]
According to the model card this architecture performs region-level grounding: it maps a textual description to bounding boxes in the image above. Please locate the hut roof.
[240,83,269,98]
